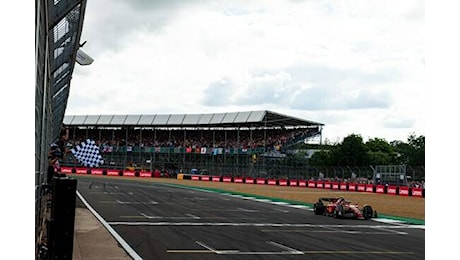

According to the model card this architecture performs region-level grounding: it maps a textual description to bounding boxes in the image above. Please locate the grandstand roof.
[64,110,324,128]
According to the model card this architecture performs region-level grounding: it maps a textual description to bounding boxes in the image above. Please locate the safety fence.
[60,166,425,198]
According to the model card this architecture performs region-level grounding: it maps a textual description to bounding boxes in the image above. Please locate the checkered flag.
[71,139,104,167]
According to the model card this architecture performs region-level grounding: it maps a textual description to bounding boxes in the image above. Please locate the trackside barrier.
[91,169,103,175]
[63,166,425,198]
[332,182,339,190]
[256,178,266,185]
[376,185,386,194]
[75,168,88,174]
[61,167,73,174]
[234,177,244,183]
[366,184,374,193]
[107,169,119,176]
[245,177,255,184]
[411,188,424,197]
[357,184,366,192]
[223,177,232,183]
[348,183,357,192]
[139,171,152,177]
[399,186,410,196]
[279,179,288,186]
[123,170,135,177]
[183,174,192,180]
[387,186,398,195]
[268,179,277,185]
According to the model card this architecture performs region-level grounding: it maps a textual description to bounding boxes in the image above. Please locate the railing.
[60,166,425,198]
[62,149,425,182]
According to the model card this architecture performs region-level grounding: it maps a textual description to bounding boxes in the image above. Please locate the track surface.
[75,176,424,259]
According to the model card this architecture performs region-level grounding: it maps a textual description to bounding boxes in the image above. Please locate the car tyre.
[313,202,324,215]
[362,205,374,219]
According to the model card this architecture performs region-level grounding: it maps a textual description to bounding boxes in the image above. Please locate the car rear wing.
[318,197,339,202]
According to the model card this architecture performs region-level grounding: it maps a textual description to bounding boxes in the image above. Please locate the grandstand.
[62,111,324,178]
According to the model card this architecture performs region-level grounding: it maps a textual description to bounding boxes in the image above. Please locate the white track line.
[107,222,424,229]
[267,241,304,254]
[76,191,143,260]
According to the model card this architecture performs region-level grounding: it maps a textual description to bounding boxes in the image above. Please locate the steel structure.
[61,111,324,179]
[63,110,325,128]
[35,0,87,258]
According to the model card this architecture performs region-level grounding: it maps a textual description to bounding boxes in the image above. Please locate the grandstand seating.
[61,126,321,179]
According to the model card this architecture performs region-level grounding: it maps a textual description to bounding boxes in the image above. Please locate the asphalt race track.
[74,175,425,259]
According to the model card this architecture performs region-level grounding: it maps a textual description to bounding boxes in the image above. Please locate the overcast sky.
[67,0,425,143]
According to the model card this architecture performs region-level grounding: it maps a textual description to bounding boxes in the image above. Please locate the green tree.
[309,150,331,167]
[367,151,394,165]
[407,134,425,166]
[306,133,424,170]
[391,133,425,166]
[365,138,393,153]
[334,134,368,166]
[365,137,395,165]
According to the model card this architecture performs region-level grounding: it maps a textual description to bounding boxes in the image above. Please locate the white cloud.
[68,0,424,142]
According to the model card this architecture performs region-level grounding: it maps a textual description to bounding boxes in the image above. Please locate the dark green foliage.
[309,133,424,168]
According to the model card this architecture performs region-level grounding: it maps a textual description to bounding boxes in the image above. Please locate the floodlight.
[76,48,94,65]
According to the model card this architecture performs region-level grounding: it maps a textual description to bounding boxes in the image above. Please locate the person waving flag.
[71,139,104,167]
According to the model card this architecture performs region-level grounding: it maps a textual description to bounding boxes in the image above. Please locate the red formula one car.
[313,197,377,219]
